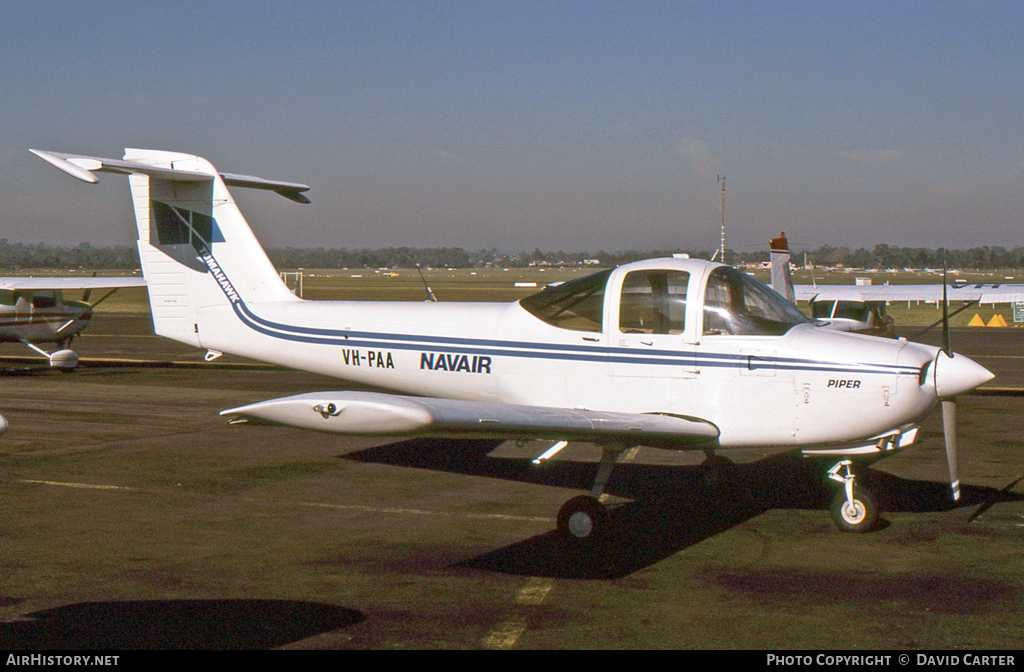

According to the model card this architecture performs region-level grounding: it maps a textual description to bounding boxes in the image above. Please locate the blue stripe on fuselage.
[198,253,921,378]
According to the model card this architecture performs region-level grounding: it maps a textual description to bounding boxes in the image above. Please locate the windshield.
[519,269,611,332]
[702,267,810,336]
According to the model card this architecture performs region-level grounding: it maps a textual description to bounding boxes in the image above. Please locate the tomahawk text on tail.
[34,148,994,541]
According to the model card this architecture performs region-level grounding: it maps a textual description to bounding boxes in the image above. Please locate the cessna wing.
[0,273,145,370]
[794,283,1024,305]
[221,391,721,450]
[0,277,145,291]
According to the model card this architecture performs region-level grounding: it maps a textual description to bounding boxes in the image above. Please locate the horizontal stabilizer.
[221,391,720,449]
[30,149,311,203]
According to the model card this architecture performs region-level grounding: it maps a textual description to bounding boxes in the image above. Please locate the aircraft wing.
[0,277,146,291]
[221,391,720,450]
[795,283,1024,304]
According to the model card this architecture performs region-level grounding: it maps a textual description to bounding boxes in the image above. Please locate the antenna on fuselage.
[717,175,726,264]
[412,256,438,302]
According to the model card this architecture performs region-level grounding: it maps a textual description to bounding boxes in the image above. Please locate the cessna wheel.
[556,495,609,542]
[830,487,879,533]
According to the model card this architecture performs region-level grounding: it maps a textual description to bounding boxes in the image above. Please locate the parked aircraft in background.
[0,276,146,369]
[35,148,994,542]
[769,233,1024,335]
[768,233,895,335]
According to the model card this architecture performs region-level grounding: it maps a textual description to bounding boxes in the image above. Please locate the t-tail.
[769,231,796,304]
[30,149,309,351]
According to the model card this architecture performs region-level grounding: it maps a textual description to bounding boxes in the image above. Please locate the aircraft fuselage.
[0,290,89,344]
[189,258,942,450]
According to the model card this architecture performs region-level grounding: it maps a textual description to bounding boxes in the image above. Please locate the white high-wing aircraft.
[769,232,1024,334]
[0,275,145,369]
[33,148,995,541]
[0,274,142,435]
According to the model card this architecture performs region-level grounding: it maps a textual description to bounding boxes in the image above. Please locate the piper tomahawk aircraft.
[0,275,145,369]
[34,148,995,541]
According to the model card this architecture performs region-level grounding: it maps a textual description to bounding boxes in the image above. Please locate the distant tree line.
[4,237,1024,271]
[792,244,1024,271]
[0,240,139,270]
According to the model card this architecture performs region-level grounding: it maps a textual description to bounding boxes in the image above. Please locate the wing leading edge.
[221,391,720,449]
[0,277,145,291]
[795,283,1024,304]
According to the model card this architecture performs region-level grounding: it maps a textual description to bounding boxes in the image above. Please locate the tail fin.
[31,148,309,348]
[769,232,796,304]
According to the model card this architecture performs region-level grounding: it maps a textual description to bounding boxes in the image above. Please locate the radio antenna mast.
[717,175,726,264]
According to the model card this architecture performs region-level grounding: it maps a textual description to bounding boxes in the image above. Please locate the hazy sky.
[2,1,1022,253]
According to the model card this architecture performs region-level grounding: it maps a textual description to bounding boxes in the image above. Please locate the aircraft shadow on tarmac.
[0,599,363,650]
[344,439,1024,580]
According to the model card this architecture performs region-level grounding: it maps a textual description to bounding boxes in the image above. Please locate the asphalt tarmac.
[1,316,1023,649]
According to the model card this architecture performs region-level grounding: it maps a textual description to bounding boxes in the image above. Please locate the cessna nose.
[933,351,994,399]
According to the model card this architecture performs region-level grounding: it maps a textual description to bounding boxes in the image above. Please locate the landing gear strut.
[555,443,623,543]
[827,460,879,533]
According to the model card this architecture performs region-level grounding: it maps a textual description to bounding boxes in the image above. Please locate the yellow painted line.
[481,616,528,650]
[482,578,554,650]
[514,577,554,606]
[15,479,131,491]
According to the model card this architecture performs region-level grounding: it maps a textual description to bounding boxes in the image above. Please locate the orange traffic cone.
[987,314,1008,327]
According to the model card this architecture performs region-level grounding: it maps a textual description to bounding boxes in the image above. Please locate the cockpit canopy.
[702,266,809,336]
[519,262,809,337]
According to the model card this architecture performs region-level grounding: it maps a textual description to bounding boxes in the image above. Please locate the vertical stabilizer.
[31,147,310,351]
[769,232,796,304]
[123,149,300,347]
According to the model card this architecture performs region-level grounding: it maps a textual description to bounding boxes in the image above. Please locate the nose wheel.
[827,460,879,533]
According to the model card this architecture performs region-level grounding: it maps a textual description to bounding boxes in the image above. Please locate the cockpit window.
[702,267,809,336]
[811,300,835,319]
[32,290,58,309]
[833,301,871,322]
[520,269,611,332]
[619,270,689,334]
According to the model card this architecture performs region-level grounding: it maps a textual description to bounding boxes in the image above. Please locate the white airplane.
[0,273,143,435]
[769,232,1024,334]
[0,275,146,369]
[33,148,995,542]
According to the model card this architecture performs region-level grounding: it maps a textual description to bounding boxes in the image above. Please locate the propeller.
[939,262,960,502]
[55,288,120,335]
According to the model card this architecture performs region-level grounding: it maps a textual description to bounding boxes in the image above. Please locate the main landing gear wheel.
[556,495,609,542]
[830,487,878,533]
